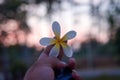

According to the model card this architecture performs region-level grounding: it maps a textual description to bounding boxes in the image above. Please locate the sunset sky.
[24,0,109,49]
[0,0,110,50]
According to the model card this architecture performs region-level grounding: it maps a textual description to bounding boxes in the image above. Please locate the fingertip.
[69,58,76,63]
[68,58,76,69]
[43,45,53,55]
[57,61,67,68]
[72,70,81,80]
[72,70,77,76]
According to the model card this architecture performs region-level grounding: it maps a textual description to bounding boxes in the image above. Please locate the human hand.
[24,46,81,80]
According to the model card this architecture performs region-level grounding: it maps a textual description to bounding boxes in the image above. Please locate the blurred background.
[0,0,120,80]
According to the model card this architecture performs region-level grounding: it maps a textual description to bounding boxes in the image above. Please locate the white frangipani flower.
[39,21,76,57]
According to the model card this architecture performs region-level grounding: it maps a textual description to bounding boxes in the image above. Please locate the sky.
[22,0,109,49]
[0,0,111,50]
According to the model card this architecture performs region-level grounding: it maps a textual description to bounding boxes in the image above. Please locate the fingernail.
[72,70,77,74]
[57,61,67,68]
[72,70,79,76]
[60,61,67,65]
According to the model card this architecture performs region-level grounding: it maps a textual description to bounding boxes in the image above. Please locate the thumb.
[38,45,65,68]
[38,45,53,60]
[38,45,61,68]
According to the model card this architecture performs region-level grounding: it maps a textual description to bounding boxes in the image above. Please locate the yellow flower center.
[56,39,62,44]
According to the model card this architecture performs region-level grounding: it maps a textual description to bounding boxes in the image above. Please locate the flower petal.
[39,37,55,46]
[52,21,61,39]
[61,43,73,57]
[49,44,60,57]
[62,31,76,41]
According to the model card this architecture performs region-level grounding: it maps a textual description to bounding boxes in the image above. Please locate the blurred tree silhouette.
[90,0,120,56]
[74,0,120,69]
[0,0,30,33]
[107,0,120,56]
[0,0,25,19]
[114,28,120,55]
[36,0,61,14]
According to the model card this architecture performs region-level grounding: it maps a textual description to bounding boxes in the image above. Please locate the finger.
[38,54,60,68]
[43,45,54,56]
[46,57,67,68]
[56,61,67,68]
[38,45,53,59]
[42,45,63,60]
[68,58,76,69]
[47,56,60,68]
[38,45,53,60]
[72,70,81,80]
